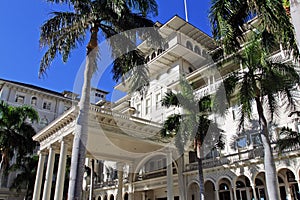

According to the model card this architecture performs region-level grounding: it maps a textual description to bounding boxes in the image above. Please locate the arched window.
[186,41,193,50]
[110,195,114,200]
[157,49,163,55]
[31,96,37,106]
[151,52,156,59]
[219,183,229,191]
[194,46,201,55]
[124,193,129,200]
[145,56,150,63]
[98,196,102,200]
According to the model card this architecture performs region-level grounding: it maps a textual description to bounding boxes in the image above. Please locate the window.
[145,98,151,115]
[136,104,141,116]
[43,101,51,110]
[155,93,161,110]
[194,46,201,55]
[186,41,193,50]
[151,52,156,60]
[31,96,37,106]
[236,136,247,149]
[15,94,25,104]
[40,116,48,126]
[251,133,262,146]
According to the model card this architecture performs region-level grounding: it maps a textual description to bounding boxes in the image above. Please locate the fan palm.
[161,79,224,200]
[0,101,38,187]
[209,0,299,56]
[218,39,300,200]
[39,0,158,198]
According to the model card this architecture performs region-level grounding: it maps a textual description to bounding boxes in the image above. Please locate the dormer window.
[31,96,37,106]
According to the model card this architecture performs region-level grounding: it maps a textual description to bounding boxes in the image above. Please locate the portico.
[32,105,176,200]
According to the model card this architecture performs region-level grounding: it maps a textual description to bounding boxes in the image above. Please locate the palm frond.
[39,11,90,76]
[276,127,300,152]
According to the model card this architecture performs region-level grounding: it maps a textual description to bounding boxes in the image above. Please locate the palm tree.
[276,126,300,152]
[39,1,158,198]
[218,39,299,200]
[9,155,39,200]
[209,0,299,56]
[0,101,39,187]
[161,78,224,200]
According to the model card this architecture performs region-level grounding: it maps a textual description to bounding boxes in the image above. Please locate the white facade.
[30,15,300,200]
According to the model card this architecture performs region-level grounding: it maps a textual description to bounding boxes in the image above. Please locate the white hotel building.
[3,15,300,200]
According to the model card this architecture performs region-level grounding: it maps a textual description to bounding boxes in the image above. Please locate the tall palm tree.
[209,0,299,56]
[161,79,224,200]
[218,39,299,200]
[39,0,158,198]
[0,101,39,187]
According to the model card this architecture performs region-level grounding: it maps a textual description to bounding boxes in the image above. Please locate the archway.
[218,178,232,200]
[110,194,114,200]
[278,168,300,200]
[204,180,216,200]
[254,172,267,200]
[124,193,129,200]
[188,182,199,200]
[235,175,252,200]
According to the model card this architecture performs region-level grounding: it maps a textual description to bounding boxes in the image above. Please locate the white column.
[232,187,237,200]
[214,189,219,200]
[42,146,56,200]
[54,140,68,200]
[117,162,124,200]
[128,163,134,200]
[252,185,257,200]
[32,151,46,200]
[167,151,173,200]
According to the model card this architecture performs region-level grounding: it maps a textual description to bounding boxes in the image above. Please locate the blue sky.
[0,0,212,101]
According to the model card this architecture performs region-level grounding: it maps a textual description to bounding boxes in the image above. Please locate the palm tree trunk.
[196,140,205,200]
[68,25,99,200]
[290,0,300,52]
[177,155,186,200]
[255,98,279,200]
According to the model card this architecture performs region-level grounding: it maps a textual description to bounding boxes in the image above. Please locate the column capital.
[37,150,47,156]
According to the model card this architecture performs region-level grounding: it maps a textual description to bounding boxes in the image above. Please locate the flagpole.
[184,0,188,22]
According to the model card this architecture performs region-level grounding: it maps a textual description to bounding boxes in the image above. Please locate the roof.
[0,78,65,97]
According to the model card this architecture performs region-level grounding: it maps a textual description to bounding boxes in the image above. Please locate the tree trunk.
[290,0,300,52]
[195,140,205,200]
[68,25,98,200]
[255,98,279,200]
[177,155,186,200]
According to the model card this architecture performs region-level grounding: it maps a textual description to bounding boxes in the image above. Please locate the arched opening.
[219,178,231,200]
[204,180,216,200]
[31,96,37,106]
[124,193,129,200]
[110,194,114,200]
[278,168,300,200]
[104,195,108,200]
[188,182,199,200]
[255,173,267,200]
[236,175,252,200]
[151,52,156,60]
[186,41,193,50]
[157,48,163,55]
[98,196,102,200]
[194,46,201,55]
[145,56,150,63]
